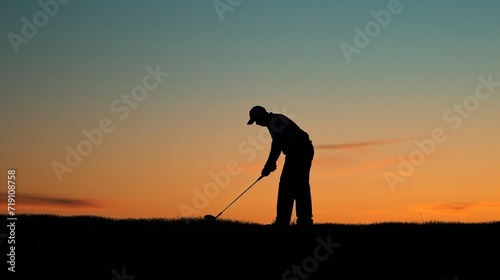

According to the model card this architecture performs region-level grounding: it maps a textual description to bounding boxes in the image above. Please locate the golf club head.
[204,214,217,221]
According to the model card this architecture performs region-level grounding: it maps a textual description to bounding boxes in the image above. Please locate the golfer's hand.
[261,164,277,177]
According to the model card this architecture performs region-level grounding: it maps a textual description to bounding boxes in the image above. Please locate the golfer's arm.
[265,141,281,167]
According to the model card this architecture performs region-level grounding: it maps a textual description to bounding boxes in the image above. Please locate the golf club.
[204,175,264,221]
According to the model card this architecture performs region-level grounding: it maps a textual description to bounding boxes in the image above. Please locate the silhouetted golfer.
[247,106,314,226]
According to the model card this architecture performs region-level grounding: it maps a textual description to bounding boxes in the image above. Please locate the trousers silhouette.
[276,140,314,225]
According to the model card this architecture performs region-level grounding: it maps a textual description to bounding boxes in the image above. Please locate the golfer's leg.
[295,143,314,225]
[276,186,293,225]
[276,160,294,225]
[295,181,312,224]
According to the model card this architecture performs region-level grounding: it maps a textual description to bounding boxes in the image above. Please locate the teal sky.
[1,1,499,223]
[2,0,498,146]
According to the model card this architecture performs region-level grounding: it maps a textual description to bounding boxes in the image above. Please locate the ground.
[2,214,499,279]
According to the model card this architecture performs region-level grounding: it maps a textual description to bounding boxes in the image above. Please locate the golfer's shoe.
[269,219,290,227]
[296,218,313,227]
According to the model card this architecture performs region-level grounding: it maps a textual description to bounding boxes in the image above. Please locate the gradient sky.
[1,0,499,224]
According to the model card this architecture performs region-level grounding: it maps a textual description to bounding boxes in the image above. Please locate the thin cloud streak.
[337,157,400,176]
[315,138,414,150]
[0,193,103,209]
[417,202,500,213]
[316,157,401,178]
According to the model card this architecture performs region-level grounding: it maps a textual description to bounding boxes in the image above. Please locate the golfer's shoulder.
[272,113,293,124]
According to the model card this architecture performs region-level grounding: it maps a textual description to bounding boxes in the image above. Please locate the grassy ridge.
[2,214,499,280]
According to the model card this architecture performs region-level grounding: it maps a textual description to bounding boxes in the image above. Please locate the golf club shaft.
[215,175,263,218]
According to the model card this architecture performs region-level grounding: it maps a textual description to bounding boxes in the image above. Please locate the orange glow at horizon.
[3,130,499,225]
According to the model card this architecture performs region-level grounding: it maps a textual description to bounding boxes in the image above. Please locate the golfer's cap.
[247,105,267,125]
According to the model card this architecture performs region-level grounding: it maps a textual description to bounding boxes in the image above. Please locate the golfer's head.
[247,105,268,126]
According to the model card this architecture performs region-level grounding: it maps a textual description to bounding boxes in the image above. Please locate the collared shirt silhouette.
[247,105,314,226]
